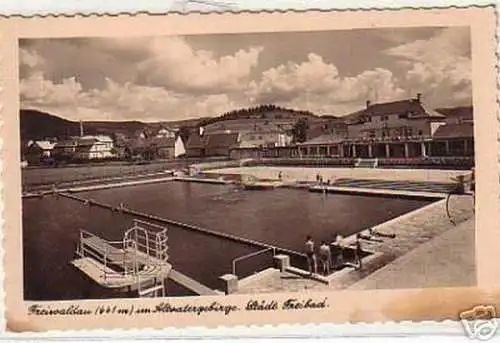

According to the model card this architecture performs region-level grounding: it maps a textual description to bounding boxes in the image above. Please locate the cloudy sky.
[19,26,471,122]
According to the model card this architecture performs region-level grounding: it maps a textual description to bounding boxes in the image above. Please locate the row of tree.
[198,104,317,127]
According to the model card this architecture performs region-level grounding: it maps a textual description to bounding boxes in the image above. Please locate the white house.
[75,135,115,160]
[26,140,56,157]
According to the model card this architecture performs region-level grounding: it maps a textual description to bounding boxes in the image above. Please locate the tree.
[291,118,309,143]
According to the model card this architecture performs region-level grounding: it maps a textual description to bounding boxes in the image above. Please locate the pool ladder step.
[138,284,164,297]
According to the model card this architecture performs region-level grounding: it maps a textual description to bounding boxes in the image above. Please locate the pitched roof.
[95,135,113,142]
[432,123,474,139]
[77,138,98,146]
[205,133,239,149]
[186,134,205,149]
[345,98,446,123]
[298,134,343,146]
[54,139,78,148]
[436,106,473,120]
[32,141,55,150]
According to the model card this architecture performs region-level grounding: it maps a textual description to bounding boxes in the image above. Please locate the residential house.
[342,94,447,158]
[185,132,239,157]
[185,133,206,157]
[204,132,240,157]
[24,140,56,164]
[237,131,293,149]
[52,139,79,161]
[306,118,348,141]
[74,135,115,160]
[149,135,186,159]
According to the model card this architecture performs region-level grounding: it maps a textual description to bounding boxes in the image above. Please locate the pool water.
[22,181,433,300]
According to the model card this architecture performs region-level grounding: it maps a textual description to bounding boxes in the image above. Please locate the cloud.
[20,72,83,107]
[19,36,263,121]
[247,53,405,115]
[20,73,239,122]
[19,36,264,95]
[19,48,45,68]
[136,36,263,94]
[19,28,471,122]
[385,27,472,106]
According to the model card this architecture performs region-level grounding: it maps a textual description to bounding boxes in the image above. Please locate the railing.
[232,247,276,276]
[78,230,129,281]
[124,219,169,265]
[77,220,170,283]
[354,158,379,168]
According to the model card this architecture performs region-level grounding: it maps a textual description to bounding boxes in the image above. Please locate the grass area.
[22,160,190,188]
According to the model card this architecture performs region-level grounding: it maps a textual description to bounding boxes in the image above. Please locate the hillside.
[21,104,467,143]
[20,109,81,141]
[20,109,150,141]
[198,104,319,127]
[20,105,321,141]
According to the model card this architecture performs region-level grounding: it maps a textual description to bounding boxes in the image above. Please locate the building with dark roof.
[204,132,240,157]
[340,94,451,159]
[346,94,446,140]
[430,122,474,156]
[185,133,206,157]
[185,132,240,158]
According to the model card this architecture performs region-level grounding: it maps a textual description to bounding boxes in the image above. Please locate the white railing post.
[232,247,273,276]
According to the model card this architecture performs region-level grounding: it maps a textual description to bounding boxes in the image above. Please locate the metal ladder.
[123,220,169,298]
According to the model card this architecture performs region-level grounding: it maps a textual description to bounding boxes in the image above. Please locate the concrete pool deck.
[234,195,475,294]
[206,166,470,184]
[22,175,233,197]
[348,216,475,290]
[308,185,447,199]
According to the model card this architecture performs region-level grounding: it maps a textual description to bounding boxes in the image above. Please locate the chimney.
[366,100,371,108]
[79,120,84,137]
[416,93,422,103]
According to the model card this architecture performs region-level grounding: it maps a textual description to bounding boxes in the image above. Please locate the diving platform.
[71,219,225,297]
[72,219,171,297]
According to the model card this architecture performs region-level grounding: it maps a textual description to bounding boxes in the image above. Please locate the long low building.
[229,95,474,162]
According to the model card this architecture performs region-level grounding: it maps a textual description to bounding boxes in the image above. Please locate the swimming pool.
[22,181,434,300]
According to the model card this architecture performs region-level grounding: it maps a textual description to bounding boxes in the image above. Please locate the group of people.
[304,234,363,276]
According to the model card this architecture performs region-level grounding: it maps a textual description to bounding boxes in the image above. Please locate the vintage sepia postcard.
[1,6,499,333]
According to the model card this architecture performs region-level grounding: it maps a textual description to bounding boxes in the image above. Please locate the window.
[398,113,407,119]
[418,130,423,136]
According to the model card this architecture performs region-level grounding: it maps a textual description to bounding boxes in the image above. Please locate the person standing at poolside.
[304,236,317,275]
[319,241,332,275]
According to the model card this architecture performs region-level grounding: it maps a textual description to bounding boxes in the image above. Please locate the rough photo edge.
[0,4,498,335]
